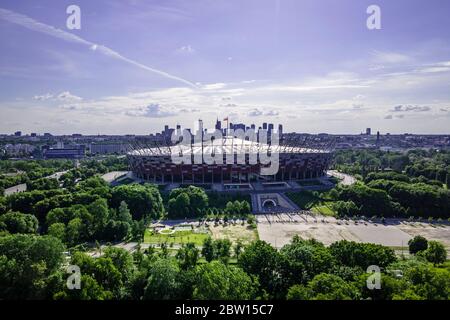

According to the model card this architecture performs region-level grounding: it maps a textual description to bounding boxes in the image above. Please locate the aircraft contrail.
[0,7,197,88]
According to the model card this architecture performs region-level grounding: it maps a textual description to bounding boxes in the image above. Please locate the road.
[3,169,69,196]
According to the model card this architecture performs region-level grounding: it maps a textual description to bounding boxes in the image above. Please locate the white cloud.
[265,110,279,116]
[33,93,54,101]
[126,104,175,118]
[176,45,195,54]
[248,108,263,117]
[34,91,82,102]
[391,105,431,113]
[203,83,227,90]
[57,91,83,102]
[247,108,279,117]
[371,50,412,64]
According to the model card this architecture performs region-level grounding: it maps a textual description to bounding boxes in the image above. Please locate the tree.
[143,258,181,300]
[408,235,428,255]
[66,218,84,245]
[47,223,66,241]
[0,211,38,234]
[176,243,199,270]
[337,184,398,217]
[27,177,59,191]
[185,186,208,215]
[70,251,123,296]
[286,284,310,300]
[329,240,396,269]
[103,220,130,242]
[332,201,359,217]
[117,201,132,223]
[131,219,146,241]
[280,237,336,286]
[238,240,282,297]
[102,247,134,283]
[0,197,7,215]
[168,193,190,218]
[167,186,209,218]
[193,261,258,299]
[111,184,164,220]
[305,273,360,300]
[404,265,450,299]
[88,198,110,238]
[234,240,244,259]
[201,237,215,262]
[422,241,447,266]
[200,238,231,264]
[54,275,113,300]
[240,201,251,215]
[0,234,65,299]
[214,239,232,264]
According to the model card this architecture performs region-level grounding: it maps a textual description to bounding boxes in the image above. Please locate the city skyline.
[1,0,450,134]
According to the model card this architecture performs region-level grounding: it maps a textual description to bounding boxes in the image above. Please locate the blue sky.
[1,0,450,134]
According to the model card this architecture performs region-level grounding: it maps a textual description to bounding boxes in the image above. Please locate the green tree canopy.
[0,211,38,234]
[111,184,164,220]
[193,261,258,300]
[408,235,428,255]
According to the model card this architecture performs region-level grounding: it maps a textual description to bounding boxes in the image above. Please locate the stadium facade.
[127,135,332,184]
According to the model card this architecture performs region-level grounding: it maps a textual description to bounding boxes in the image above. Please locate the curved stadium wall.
[127,138,332,184]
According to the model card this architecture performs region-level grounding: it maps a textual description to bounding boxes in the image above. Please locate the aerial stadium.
[127,124,334,186]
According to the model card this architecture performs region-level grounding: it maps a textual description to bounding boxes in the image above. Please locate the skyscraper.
[198,119,204,135]
[215,118,221,131]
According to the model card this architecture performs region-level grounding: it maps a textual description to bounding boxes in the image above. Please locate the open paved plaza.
[257,213,450,254]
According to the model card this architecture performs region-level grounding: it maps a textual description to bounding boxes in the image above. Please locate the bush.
[408,236,428,255]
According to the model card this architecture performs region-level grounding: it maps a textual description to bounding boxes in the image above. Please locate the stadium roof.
[128,136,331,157]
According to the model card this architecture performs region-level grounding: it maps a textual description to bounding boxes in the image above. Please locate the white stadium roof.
[128,136,330,156]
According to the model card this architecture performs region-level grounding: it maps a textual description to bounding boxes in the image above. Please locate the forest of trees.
[332,149,450,186]
[0,172,252,250]
[0,233,448,300]
[1,150,449,301]
[329,149,450,219]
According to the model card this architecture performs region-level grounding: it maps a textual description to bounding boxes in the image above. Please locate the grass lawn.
[286,191,336,216]
[311,204,335,216]
[144,229,210,246]
[209,224,259,245]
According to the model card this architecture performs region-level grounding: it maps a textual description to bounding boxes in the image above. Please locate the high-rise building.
[263,123,268,130]
[232,123,246,131]
[366,128,371,135]
[278,124,283,136]
[198,119,204,136]
[215,118,221,131]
